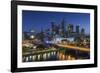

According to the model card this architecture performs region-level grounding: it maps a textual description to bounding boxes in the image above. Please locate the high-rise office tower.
[76,25,80,33]
[67,24,73,33]
[81,28,85,35]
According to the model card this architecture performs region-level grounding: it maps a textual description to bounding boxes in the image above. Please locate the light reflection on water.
[23,49,90,62]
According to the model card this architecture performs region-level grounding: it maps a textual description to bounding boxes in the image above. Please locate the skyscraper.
[51,21,56,38]
[81,28,85,35]
[67,24,73,33]
[76,25,80,33]
[60,18,65,37]
[61,19,65,33]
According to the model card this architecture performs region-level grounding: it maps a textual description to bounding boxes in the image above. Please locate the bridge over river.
[22,44,90,62]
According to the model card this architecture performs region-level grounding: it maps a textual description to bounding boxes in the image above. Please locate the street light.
[30,35,34,39]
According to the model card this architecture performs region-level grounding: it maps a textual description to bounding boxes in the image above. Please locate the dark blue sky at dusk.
[22,10,90,34]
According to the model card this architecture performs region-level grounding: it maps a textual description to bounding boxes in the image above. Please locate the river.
[22,48,90,62]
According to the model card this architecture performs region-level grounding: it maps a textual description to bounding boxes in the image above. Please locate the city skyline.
[22,10,90,62]
[22,10,90,35]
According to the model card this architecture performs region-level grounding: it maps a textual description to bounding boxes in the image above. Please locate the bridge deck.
[23,49,58,56]
[56,44,90,52]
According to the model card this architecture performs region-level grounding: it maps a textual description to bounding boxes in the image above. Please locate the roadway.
[56,44,90,52]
